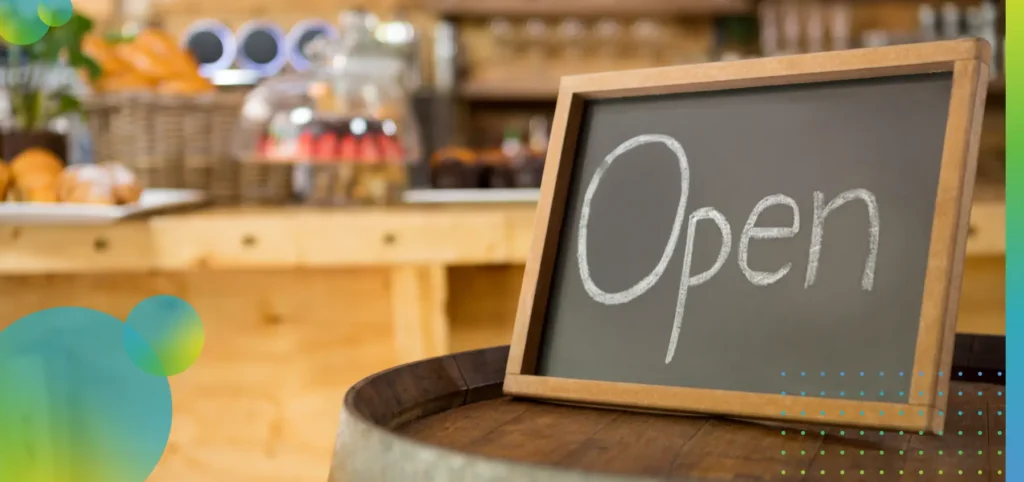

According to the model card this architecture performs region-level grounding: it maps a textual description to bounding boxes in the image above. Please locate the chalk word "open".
[576,134,880,365]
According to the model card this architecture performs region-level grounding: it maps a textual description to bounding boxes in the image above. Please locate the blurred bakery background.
[0,0,1005,481]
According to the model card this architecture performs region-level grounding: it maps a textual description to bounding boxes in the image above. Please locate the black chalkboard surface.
[505,39,991,433]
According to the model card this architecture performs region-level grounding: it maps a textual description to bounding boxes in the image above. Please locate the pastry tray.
[0,188,208,225]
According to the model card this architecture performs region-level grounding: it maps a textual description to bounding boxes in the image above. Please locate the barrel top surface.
[334,346,1006,482]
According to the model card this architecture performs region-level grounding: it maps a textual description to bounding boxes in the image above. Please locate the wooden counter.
[0,201,1005,482]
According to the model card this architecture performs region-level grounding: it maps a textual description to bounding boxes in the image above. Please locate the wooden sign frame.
[505,38,991,433]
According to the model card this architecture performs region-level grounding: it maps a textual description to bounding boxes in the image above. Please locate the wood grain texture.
[957,257,1005,336]
[504,374,936,431]
[907,57,988,425]
[0,262,1000,480]
[507,39,992,432]
[390,264,451,362]
[336,346,1006,481]
[0,201,999,275]
[0,199,1001,481]
[560,38,989,99]
[507,91,584,376]
[919,58,990,432]
[0,269,395,482]
[0,267,520,482]
[0,205,538,275]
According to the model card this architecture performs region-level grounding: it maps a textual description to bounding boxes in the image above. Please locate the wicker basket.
[85,92,293,205]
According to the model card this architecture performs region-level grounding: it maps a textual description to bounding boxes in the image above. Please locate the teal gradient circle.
[124,295,204,377]
[37,0,72,27]
[0,0,49,45]
[0,307,172,482]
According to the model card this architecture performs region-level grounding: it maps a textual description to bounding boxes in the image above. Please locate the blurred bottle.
[522,18,550,65]
[804,2,825,53]
[518,116,548,188]
[717,16,759,61]
[527,116,548,157]
[109,0,156,38]
[489,18,516,60]
[758,1,780,56]
[977,1,999,77]
[828,1,852,51]
[375,11,421,91]
[940,3,962,40]
[558,18,587,62]
[631,18,665,64]
[918,4,939,43]
[483,126,525,189]
[593,18,624,62]
[781,0,802,54]
[500,126,526,167]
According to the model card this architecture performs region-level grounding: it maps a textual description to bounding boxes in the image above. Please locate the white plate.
[402,188,540,204]
[0,188,208,225]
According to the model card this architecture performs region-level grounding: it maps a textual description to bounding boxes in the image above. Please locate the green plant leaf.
[104,32,131,43]
[54,91,82,117]
[24,12,95,62]
[24,32,60,62]
[13,90,44,131]
[69,49,101,79]
[63,14,101,77]
[8,11,97,129]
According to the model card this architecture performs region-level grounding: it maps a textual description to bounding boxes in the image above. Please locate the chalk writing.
[805,189,880,290]
[577,134,689,305]
[668,207,731,364]
[739,194,800,286]
[577,134,881,365]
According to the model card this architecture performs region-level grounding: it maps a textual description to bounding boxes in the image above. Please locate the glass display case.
[234,10,422,205]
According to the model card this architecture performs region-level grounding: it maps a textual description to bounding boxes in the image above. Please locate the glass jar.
[233,10,422,205]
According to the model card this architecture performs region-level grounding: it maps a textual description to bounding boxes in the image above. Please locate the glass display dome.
[234,10,422,205]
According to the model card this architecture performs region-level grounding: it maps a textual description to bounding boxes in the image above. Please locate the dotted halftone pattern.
[0,0,73,45]
[0,295,204,482]
[772,370,1005,478]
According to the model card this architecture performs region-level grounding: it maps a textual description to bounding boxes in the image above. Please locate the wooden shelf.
[459,79,560,101]
[0,194,1003,275]
[429,0,754,17]
[0,204,539,275]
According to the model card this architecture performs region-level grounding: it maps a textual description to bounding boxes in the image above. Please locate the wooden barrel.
[332,346,1005,481]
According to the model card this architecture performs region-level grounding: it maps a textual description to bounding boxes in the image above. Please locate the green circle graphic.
[0,0,74,45]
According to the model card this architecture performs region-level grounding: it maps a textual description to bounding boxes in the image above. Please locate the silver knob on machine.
[287,19,338,72]
[181,19,236,79]
[236,20,288,78]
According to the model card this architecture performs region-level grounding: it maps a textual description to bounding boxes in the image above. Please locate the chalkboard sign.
[505,39,990,433]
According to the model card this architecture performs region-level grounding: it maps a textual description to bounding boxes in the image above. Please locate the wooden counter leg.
[389,265,451,363]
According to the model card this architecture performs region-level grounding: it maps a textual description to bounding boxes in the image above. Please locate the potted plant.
[2,13,100,163]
